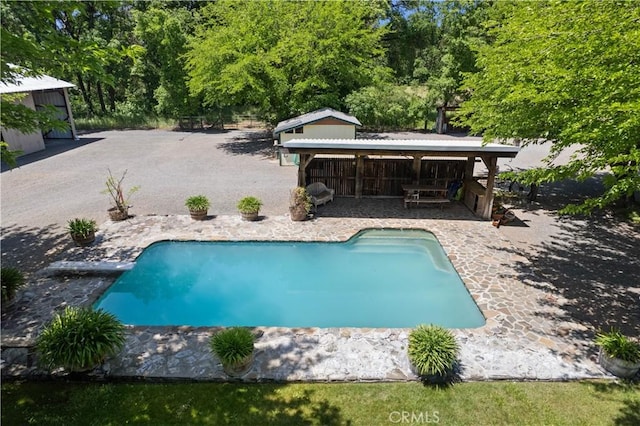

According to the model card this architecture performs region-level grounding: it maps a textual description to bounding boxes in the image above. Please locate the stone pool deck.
[1,199,611,381]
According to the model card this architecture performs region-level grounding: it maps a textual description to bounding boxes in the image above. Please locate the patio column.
[354,155,364,198]
[412,155,422,184]
[480,155,498,219]
[297,153,315,187]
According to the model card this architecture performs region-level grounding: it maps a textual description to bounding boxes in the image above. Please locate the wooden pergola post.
[480,155,498,219]
[412,155,422,184]
[297,153,315,187]
[354,155,364,198]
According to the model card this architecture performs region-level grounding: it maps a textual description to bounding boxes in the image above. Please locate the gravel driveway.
[1,128,296,273]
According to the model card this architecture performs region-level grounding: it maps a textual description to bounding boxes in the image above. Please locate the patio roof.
[282,139,520,157]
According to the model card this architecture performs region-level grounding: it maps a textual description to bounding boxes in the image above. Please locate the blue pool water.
[94,229,485,328]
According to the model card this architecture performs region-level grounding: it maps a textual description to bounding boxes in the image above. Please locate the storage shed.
[273,108,361,166]
[0,73,77,156]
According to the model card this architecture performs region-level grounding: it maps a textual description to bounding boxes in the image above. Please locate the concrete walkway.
[1,200,614,381]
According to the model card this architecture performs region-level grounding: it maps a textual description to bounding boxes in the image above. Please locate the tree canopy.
[186,0,388,124]
[457,0,640,213]
[1,0,639,213]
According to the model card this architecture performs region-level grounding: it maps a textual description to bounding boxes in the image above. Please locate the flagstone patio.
[1,199,612,381]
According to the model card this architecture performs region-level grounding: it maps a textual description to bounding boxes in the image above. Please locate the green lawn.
[2,381,638,425]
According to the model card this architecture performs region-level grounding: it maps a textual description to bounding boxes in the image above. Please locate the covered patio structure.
[281,139,520,219]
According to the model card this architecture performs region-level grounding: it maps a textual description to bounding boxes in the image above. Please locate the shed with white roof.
[1,73,77,156]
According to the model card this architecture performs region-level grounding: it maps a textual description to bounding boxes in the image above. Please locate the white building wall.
[279,124,355,143]
[277,124,356,166]
[303,124,355,139]
[1,93,45,155]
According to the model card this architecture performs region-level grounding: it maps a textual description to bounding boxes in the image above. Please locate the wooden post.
[463,156,477,214]
[412,155,422,184]
[297,153,315,187]
[354,155,364,198]
[480,155,498,219]
[464,156,475,182]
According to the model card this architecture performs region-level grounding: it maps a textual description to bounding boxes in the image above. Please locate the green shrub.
[408,324,459,377]
[185,195,211,211]
[67,218,98,238]
[595,328,640,363]
[1,267,25,303]
[236,196,262,214]
[289,187,312,213]
[210,327,255,366]
[36,307,126,371]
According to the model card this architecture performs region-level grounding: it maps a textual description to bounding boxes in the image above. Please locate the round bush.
[236,196,262,214]
[595,329,640,363]
[36,307,126,371]
[185,195,211,211]
[1,267,25,303]
[67,218,98,238]
[408,324,459,377]
[210,327,255,366]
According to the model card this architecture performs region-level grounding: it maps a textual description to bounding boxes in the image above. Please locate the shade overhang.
[282,139,520,158]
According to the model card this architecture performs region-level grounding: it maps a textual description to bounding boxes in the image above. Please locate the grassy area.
[75,115,177,131]
[2,381,638,425]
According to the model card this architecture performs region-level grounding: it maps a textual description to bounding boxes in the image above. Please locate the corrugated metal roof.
[0,74,75,94]
[273,108,362,135]
[282,139,520,155]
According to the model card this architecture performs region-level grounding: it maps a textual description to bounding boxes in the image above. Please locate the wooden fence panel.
[307,158,356,196]
[307,157,466,197]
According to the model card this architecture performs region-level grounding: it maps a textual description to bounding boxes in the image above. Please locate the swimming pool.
[94,229,485,328]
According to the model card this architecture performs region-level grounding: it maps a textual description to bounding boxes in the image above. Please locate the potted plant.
[289,187,312,221]
[237,196,262,221]
[1,267,25,305]
[67,218,98,246]
[103,169,139,221]
[36,306,126,372]
[185,195,210,220]
[408,324,460,384]
[595,328,640,378]
[210,327,255,377]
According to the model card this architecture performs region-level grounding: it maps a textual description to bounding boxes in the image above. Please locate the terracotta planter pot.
[189,209,208,220]
[108,207,128,221]
[598,348,640,378]
[71,231,96,247]
[240,211,259,221]
[289,206,308,221]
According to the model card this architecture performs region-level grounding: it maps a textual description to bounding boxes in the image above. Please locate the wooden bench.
[402,184,451,209]
[404,197,451,209]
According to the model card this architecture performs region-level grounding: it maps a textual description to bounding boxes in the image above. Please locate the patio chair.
[306,182,335,208]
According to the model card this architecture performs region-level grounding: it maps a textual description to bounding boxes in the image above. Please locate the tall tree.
[3,1,141,118]
[457,0,640,213]
[380,0,489,129]
[133,3,199,118]
[418,0,488,108]
[186,0,388,123]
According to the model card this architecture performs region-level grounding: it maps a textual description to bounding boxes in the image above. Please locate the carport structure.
[282,139,520,219]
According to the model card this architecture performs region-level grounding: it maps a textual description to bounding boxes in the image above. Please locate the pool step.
[349,238,452,273]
